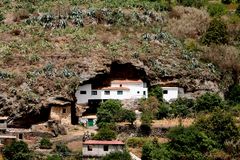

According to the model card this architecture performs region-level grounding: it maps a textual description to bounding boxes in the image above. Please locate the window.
[137,91,140,94]
[143,91,146,95]
[163,90,168,94]
[117,91,123,95]
[103,145,109,151]
[88,145,93,151]
[80,91,87,94]
[62,108,66,113]
[91,91,97,95]
[19,133,23,140]
[104,91,110,95]
[0,120,5,123]
[120,84,122,87]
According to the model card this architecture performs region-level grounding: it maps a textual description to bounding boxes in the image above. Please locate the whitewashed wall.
[82,144,124,157]
[162,87,179,102]
[76,81,148,104]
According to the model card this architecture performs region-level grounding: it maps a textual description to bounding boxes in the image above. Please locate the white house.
[76,79,148,104]
[162,87,184,102]
[82,140,124,158]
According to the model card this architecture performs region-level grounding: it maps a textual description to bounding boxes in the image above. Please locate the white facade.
[162,87,183,102]
[76,80,148,104]
[82,140,124,158]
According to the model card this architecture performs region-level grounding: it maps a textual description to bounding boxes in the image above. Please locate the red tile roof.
[101,87,130,90]
[111,79,143,84]
[83,140,124,145]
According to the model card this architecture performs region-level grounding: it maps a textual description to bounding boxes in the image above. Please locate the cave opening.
[78,61,150,116]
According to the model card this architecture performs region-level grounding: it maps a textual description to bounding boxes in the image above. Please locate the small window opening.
[137,91,140,94]
[0,120,5,123]
[120,84,122,87]
[91,91,97,95]
[104,91,110,95]
[62,108,66,113]
[88,145,93,151]
[80,91,87,94]
[19,133,23,140]
[143,91,146,95]
[117,91,123,95]
[163,90,168,94]
[103,145,109,151]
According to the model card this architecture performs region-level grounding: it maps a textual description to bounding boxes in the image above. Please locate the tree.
[194,92,224,112]
[142,140,172,160]
[195,110,240,145]
[39,137,52,149]
[142,141,154,160]
[226,84,240,104]
[121,109,136,125]
[202,18,228,45]
[102,151,131,160]
[96,99,122,128]
[170,98,195,117]
[3,141,32,160]
[93,127,117,140]
[157,103,171,119]
[149,85,163,102]
[167,125,216,159]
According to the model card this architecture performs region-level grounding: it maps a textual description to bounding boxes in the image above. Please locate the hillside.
[0,0,239,125]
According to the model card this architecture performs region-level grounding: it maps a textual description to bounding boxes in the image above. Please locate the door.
[88,119,94,127]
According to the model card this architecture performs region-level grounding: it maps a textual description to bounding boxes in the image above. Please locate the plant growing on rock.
[39,137,52,149]
[202,18,228,45]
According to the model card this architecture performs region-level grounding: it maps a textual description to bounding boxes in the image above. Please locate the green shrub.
[0,12,4,22]
[195,110,240,145]
[202,18,228,45]
[3,141,33,160]
[120,109,136,125]
[171,98,195,117]
[236,4,240,16]
[207,3,226,17]
[142,140,171,160]
[93,127,117,140]
[226,84,240,104]
[127,137,151,148]
[157,103,171,119]
[47,154,62,160]
[149,85,163,102]
[167,126,216,159]
[221,0,232,4]
[96,99,122,128]
[55,143,71,157]
[194,92,224,112]
[102,151,131,160]
[177,0,207,8]
[141,110,154,124]
[39,137,52,149]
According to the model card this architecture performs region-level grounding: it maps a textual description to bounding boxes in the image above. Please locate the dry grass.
[151,118,194,128]
[202,45,240,74]
[167,6,210,39]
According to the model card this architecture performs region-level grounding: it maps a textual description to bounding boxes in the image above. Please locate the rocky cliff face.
[0,6,229,127]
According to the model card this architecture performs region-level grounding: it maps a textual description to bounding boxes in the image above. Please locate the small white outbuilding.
[82,140,125,158]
